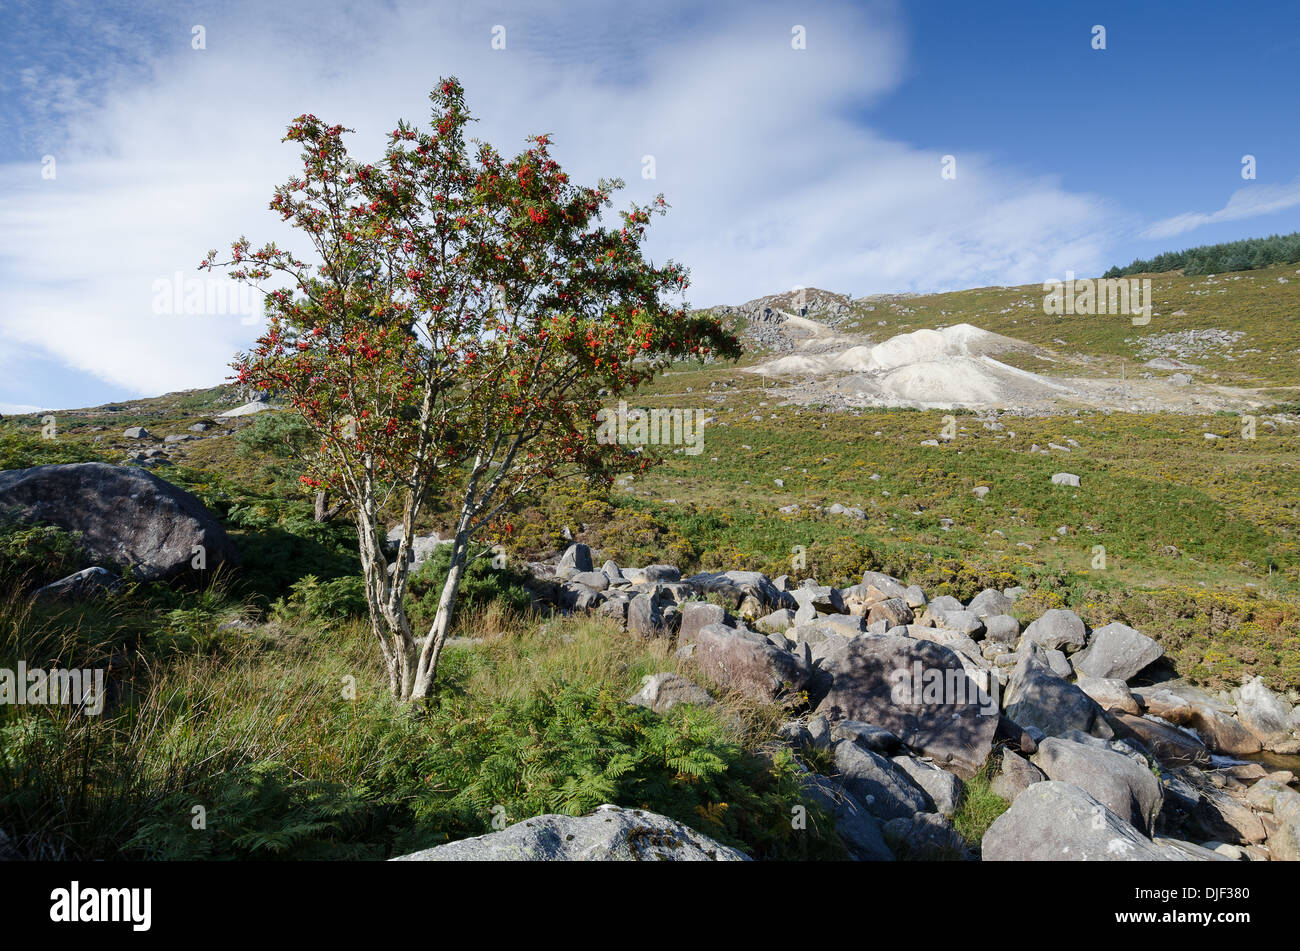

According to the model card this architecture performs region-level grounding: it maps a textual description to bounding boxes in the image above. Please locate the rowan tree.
[204,78,741,699]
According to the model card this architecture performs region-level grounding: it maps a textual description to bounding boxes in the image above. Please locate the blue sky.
[2,0,1299,412]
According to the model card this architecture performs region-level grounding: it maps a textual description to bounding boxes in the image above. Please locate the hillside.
[2,266,1298,862]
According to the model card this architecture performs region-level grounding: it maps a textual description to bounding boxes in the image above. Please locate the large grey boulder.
[392,805,748,861]
[0,462,238,582]
[1073,622,1163,681]
[816,635,999,778]
[626,592,665,637]
[967,588,1014,619]
[832,739,933,821]
[1021,608,1088,653]
[1246,780,1300,862]
[694,623,812,703]
[684,571,790,616]
[1031,737,1162,834]
[891,755,964,817]
[861,571,909,601]
[628,673,715,714]
[983,782,1212,862]
[983,615,1021,644]
[882,812,970,860]
[1234,676,1296,744]
[678,601,730,645]
[557,543,594,573]
[1003,649,1112,739]
[801,775,894,861]
[1108,710,1211,768]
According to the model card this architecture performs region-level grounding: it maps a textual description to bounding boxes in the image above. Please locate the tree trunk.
[314,488,344,522]
[410,529,469,698]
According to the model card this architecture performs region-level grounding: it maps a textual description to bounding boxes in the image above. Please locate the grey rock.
[882,812,969,860]
[1021,609,1088,653]
[678,601,731,645]
[1074,622,1164,681]
[1004,649,1112,739]
[989,749,1044,802]
[558,543,594,573]
[627,592,665,637]
[982,614,1021,644]
[983,782,1208,862]
[816,635,999,778]
[832,739,933,821]
[628,673,715,714]
[1031,737,1163,834]
[967,588,1013,619]
[392,805,748,861]
[891,755,964,817]
[32,566,123,603]
[695,623,812,704]
[0,462,238,582]
[801,775,894,861]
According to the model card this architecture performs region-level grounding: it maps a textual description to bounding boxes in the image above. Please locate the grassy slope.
[3,265,1299,858]
[834,263,1300,394]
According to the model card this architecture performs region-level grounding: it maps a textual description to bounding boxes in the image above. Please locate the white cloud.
[1142,178,1300,240]
[0,0,1124,401]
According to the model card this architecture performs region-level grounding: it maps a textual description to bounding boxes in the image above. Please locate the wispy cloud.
[1142,177,1300,240]
[0,0,1124,404]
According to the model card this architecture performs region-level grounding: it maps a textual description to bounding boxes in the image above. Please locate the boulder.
[558,543,594,573]
[982,614,1021,644]
[0,462,238,582]
[815,635,999,778]
[967,588,1013,619]
[1108,710,1211,768]
[1050,472,1081,487]
[694,623,812,704]
[1031,737,1162,834]
[1187,707,1262,756]
[832,739,933,821]
[627,673,715,714]
[983,782,1208,861]
[755,608,796,633]
[641,564,682,583]
[860,571,909,601]
[1073,622,1163,681]
[989,749,1044,802]
[795,583,845,614]
[122,426,152,439]
[1003,649,1112,739]
[881,812,969,860]
[1234,676,1295,744]
[684,571,790,616]
[678,601,731,645]
[1075,677,1141,715]
[829,720,906,756]
[391,805,748,861]
[31,566,123,603]
[626,592,665,638]
[800,775,894,861]
[866,598,913,628]
[891,755,964,817]
[1020,608,1088,653]
[1245,780,1300,862]
[569,571,610,591]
